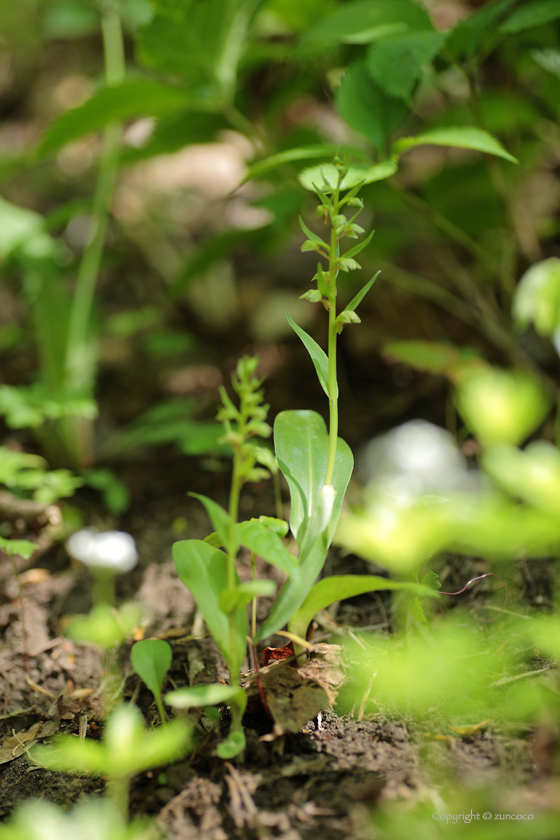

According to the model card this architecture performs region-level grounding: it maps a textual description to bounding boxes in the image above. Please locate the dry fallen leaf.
[245,643,345,737]
[0,718,60,765]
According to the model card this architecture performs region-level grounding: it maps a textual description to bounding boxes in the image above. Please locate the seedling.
[0,797,151,840]
[171,356,293,757]
[30,703,190,817]
[131,639,172,727]
[65,529,142,711]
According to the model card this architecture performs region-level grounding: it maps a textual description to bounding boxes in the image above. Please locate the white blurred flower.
[358,420,481,506]
[67,529,139,573]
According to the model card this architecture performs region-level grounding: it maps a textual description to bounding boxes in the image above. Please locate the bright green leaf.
[341,231,376,262]
[218,579,276,612]
[190,492,239,557]
[299,217,328,248]
[172,540,246,673]
[0,196,53,261]
[456,368,550,447]
[289,575,437,639]
[286,312,332,399]
[238,519,300,583]
[342,271,380,315]
[298,160,397,193]
[0,536,38,560]
[166,682,246,709]
[242,144,368,183]
[66,603,143,650]
[131,639,172,706]
[481,442,560,517]
[31,704,190,778]
[216,729,246,759]
[257,411,354,640]
[409,597,427,622]
[392,127,518,164]
[422,571,441,591]
[513,257,560,343]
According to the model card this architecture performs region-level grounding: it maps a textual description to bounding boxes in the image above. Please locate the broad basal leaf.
[256,410,353,640]
[289,575,438,639]
[173,539,246,673]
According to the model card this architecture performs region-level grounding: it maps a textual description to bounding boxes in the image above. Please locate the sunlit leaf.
[392,127,518,163]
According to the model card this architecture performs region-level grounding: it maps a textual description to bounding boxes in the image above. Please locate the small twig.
[490,666,554,688]
[440,572,509,611]
[357,670,377,722]
[25,676,57,699]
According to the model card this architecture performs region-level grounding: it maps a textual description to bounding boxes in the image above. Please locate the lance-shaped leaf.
[299,217,329,251]
[257,411,353,640]
[392,126,518,163]
[287,313,333,399]
[335,271,381,332]
[241,143,368,183]
[342,271,381,313]
[173,539,246,673]
[238,518,300,583]
[288,575,439,640]
[190,492,239,557]
[339,231,375,263]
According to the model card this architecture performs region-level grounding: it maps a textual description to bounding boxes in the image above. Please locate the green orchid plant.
[167,158,436,757]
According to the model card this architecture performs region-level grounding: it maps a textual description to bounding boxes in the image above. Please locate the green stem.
[64,1,124,392]
[227,455,242,702]
[227,461,241,589]
[155,693,167,728]
[250,550,257,641]
[324,190,340,487]
[106,773,130,818]
[92,568,115,607]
